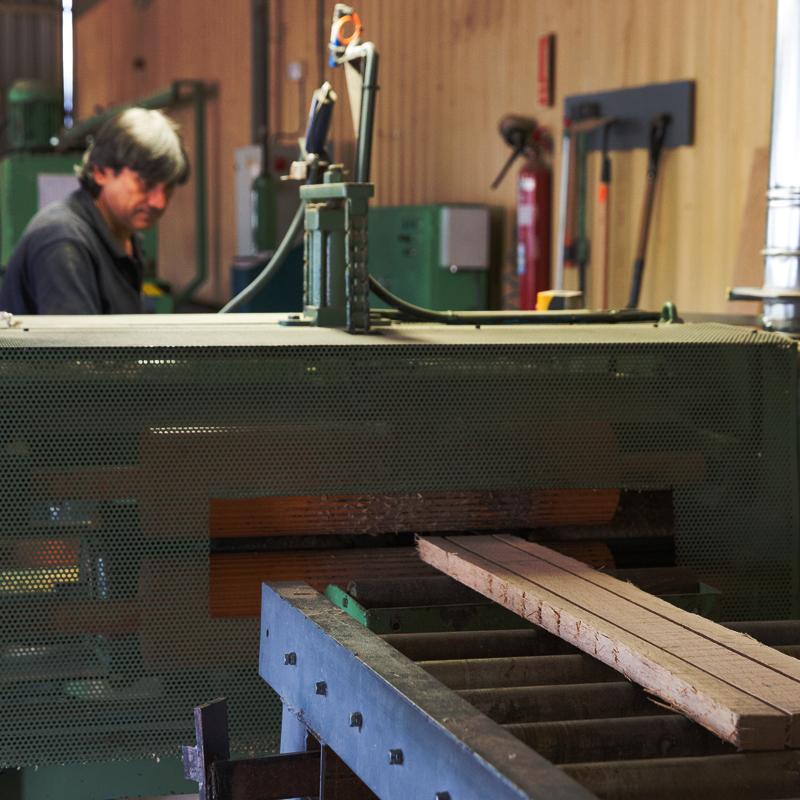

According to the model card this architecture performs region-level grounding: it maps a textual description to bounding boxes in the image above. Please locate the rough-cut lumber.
[209,488,621,537]
[495,535,800,691]
[418,535,800,751]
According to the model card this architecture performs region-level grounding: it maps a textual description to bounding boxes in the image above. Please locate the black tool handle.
[491,144,524,189]
[628,257,645,309]
[626,114,670,308]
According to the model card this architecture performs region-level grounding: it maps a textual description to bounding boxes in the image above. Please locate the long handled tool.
[593,120,615,309]
[626,114,670,308]
[555,114,615,291]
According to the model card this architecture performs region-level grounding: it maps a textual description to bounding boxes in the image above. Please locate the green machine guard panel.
[0,318,796,772]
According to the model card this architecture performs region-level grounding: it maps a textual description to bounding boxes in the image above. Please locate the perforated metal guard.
[0,319,797,767]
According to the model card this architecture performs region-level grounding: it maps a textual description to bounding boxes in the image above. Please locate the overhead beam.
[0,2,61,16]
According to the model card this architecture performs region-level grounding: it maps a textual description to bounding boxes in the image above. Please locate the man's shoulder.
[24,191,97,246]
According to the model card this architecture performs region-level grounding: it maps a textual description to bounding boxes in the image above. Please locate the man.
[0,107,189,314]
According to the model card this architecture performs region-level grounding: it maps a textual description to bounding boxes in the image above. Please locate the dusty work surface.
[418,535,800,751]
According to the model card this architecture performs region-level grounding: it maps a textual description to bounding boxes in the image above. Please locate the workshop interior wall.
[74,0,251,306]
[75,0,775,313]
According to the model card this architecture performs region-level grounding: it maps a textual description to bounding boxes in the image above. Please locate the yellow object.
[142,281,165,297]
[536,289,584,310]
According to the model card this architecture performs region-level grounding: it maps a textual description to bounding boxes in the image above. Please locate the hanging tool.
[554,111,614,290]
[491,115,540,189]
[627,113,670,308]
[594,119,616,309]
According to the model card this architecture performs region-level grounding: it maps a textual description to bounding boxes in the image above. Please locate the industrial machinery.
[368,204,491,312]
[0,80,82,267]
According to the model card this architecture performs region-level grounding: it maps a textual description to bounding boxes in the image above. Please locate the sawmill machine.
[2,5,800,800]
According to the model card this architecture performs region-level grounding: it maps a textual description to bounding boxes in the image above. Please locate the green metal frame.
[323,584,534,634]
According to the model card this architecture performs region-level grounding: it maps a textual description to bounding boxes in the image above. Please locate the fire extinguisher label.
[518,206,534,227]
[520,176,536,191]
[517,243,526,275]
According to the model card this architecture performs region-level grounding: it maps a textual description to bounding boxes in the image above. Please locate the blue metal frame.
[259,582,596,800]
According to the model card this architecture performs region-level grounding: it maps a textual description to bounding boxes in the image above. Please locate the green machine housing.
[368,204,491,311]
[0,317,797,799]
[0,153,83,266]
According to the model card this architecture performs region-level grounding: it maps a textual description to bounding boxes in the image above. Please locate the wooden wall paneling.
[76,0,777,313]
[75,0,251,306]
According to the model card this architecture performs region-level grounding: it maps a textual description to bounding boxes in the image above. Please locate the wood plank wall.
[76,0,776,313]
[74,0,251,305]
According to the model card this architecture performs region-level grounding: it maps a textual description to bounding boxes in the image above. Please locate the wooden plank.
[210,488,620,537]
[496,534,800,687]
[485,534,800,747]
[417,535,789,750]
[458,536,800,707]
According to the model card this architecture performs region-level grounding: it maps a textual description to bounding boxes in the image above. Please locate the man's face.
[93,166,175,237]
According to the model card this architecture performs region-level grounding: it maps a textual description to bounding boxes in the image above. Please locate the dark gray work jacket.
[0,188,144,314]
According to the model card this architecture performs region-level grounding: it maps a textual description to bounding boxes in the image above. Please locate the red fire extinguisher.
[492,118,553,310]
[517,147,552,310]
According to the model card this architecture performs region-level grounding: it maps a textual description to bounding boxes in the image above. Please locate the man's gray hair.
[76,108,190,197]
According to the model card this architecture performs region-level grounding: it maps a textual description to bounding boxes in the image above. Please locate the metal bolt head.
[284,652,297,666]
[435,794,452,800]
[389,749,403,765]
[316,681,327,696]
[349,712,362,729]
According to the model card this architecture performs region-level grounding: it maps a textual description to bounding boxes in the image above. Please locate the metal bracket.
[182,699,231,800]
[564,80,694,153]
[259,582,596,800]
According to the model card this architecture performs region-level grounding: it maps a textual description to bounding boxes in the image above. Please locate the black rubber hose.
[220,162,321,314]
[369,276,668,325]
[218,200,306,313]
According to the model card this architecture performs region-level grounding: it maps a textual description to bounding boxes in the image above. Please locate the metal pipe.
[420,654,619,690]
[762,0,800,333]
[57,85,181,148]
[505,716,735,764]
[251,0,269,152]
[562,751,800,800]
[354,42,378,183]
[458,682,672,725]
[336,41,379,183]
[174,82,208,310]
[381,628,579,662]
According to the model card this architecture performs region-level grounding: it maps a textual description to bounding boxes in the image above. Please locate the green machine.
[368,203,491,311]
[0,151,82,266]
[0,81,82,267]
